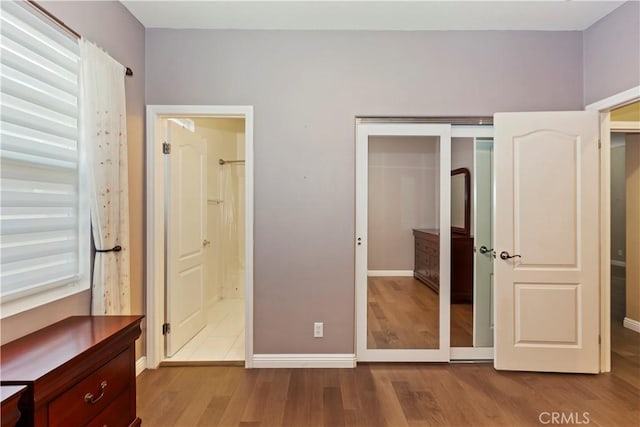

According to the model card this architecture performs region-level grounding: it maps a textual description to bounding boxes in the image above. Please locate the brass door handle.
[203,239,211,247]
[84,380,107,404]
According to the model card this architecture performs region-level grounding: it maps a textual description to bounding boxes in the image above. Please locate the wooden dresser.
[0,316,143,427]
[413,229,473,303]
[1,386,26,427]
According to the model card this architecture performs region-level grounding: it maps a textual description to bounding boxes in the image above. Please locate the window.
[0,1,89,317]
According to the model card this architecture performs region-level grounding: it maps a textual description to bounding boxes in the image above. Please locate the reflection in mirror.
[451,168,470,235]
[449,137,494,348]
[367,135,440,349]
[450,139,474,347]
[473,139,494,347]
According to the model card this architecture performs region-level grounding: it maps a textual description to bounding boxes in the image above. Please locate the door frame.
[145,105,254,369]
[355,121,452,362]
[585,85,640,373]
[355,122,497,362]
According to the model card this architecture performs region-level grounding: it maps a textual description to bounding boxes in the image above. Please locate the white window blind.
[0,0,89,316]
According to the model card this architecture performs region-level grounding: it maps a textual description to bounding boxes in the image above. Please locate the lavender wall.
[146,29,582,354]
[1,2,145,350]
[368,136,439,271]
[583,1,640,106]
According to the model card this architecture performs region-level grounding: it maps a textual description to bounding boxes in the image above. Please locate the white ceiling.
[121,0,626,31]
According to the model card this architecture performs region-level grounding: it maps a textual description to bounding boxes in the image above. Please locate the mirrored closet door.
[356,122,451,362]
[356,121,495,363]
[450,130,494,361]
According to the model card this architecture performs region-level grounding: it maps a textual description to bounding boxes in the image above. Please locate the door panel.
[494,111,599,373]
[515,283,578,344]
[514,132,578,268]
[166,121,207,357]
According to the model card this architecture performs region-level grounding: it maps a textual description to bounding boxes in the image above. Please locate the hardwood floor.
[367,277,472,349]
[137,340,640,427]
[136,273,639,426]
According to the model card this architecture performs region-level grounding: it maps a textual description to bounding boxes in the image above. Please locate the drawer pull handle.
[84,380,107,404]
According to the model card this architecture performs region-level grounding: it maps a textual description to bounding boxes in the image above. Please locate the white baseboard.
[623,317,640,334]
[136,356,147,376]
[367,270,413,277]
[611,260,626,267]
[252,353,356,368]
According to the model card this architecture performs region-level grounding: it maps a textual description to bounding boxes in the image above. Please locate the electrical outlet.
[314,322,323,338]
[618,249,623,256]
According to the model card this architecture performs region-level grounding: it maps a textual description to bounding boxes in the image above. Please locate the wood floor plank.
[197,396,232,427]
[349,364,388,427]
[322,386,345,427]
[217,370,260,426]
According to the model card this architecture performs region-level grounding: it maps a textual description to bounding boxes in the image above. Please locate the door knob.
[203,239,211,247]
[499,251,521,260]
[479,245,493,254]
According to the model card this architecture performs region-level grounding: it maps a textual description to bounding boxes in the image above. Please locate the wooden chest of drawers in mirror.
[413,229,473,303]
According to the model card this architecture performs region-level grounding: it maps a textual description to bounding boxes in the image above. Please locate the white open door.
[166,121,208,357]
[494,111,600,373]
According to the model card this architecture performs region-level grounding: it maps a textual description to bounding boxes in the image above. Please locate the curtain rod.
[26,0,133,77]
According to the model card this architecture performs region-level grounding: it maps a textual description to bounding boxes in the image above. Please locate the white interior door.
[166,121,208,357]
[494,111,600,373]
[356,122,451,362]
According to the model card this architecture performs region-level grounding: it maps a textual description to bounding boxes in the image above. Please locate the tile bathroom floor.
[166,298,244,362]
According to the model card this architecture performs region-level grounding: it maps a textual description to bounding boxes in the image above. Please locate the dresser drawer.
[49,350,130,427]
[86,388,131,427]
[415,238,431,254]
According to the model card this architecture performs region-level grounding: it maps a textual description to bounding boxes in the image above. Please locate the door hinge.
[598,140,601,149]
[598,335,601,344]
[162,323,171,335]
[162,142,171,154]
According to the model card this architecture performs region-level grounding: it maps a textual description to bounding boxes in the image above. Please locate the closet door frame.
[355,122,451,362]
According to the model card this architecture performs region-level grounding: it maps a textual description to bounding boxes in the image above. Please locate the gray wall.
[583,1,640,106]
[1,1,145,349]
[147,29,583,354]
[368,136,439,271]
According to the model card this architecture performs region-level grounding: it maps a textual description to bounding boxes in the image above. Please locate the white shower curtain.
[80,39,130,315]
[221,166,238,286]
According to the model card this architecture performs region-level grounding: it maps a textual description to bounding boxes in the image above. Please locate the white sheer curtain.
[80,39,130,315]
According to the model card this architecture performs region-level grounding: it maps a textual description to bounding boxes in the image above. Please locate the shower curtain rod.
[219,159,245,165]
[27,1,134,76]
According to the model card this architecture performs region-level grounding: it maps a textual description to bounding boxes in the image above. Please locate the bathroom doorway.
[145,105,254,369]
[163,117,247,364]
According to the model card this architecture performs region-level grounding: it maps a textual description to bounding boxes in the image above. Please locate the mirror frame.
[451,167,470,236]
